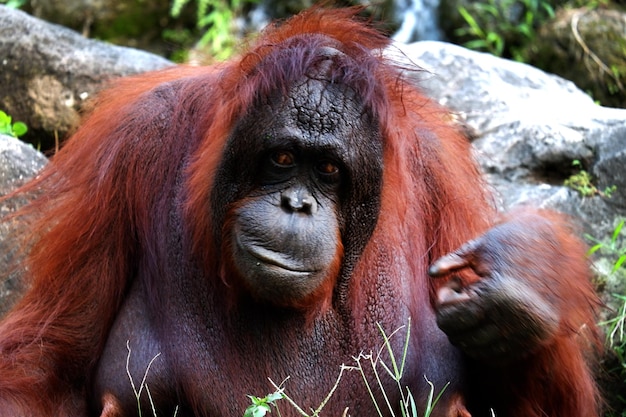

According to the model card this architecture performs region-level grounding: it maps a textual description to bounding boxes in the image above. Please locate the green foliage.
[568,0,611,11]
[352,320,449,417]
[244,391,284,417]
[457,4,505,57]
[588,219,626,360]
[170,0,256,61]
[603,293,626,355]
[0,110,28,138]
[564,160,616,198]
[0,0,26,9]
[588,220,626,416]
[602,292,626,417]
[587,219,626,275]
[608,65,623,96]
[456,0,554,60]
[245,319,450,417]
[162,28,194,63]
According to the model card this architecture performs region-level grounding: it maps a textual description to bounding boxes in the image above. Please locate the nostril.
[281,189,301,211]
[281,186,317,214]
[300,194,318,215]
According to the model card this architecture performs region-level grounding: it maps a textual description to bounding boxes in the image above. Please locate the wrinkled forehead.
[253,76,372,152]
[281,77,364,136]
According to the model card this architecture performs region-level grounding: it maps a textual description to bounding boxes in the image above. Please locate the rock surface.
[396,41,625,230]
[527,7,626,109]
[0,134,47,317]
[395,40,626,308]
[0,5,173,149]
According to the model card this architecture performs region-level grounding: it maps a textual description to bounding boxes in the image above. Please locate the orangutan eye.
[271,151,295,167]
[316,160,339,175]
[316,160,340,183]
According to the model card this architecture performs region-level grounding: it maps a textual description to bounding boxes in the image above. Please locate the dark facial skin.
[230,146,341,301]
[214,75,383,307]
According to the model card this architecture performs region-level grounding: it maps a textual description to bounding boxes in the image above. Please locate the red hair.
[0,7,599,417]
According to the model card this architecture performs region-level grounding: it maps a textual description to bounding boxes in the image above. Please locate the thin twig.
[570,10,623,90]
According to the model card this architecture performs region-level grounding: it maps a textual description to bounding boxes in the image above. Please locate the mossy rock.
[525,7,626,108]
[26,0,194,56]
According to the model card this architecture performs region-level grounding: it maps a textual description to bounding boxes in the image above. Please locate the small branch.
[570,10,623,91]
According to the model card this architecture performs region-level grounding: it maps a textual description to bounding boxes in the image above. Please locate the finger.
[428,239,480,277]
[428,253,469,277]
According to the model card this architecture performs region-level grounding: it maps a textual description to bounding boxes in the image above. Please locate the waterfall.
[392,0,444,42]
[242,0,444,43]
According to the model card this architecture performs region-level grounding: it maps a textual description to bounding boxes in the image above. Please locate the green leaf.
[541,2,555,18]
[611,220,624,245]
[481,4,500,17]
[493,36,505,56]
[265,392,283,403]
[483,32,504,56]
[170,0,190,18]
[612,255,626,274]
[517,24,532,38]
[0,111,11,125]
[197,0,210,24]
[4,0,27,9]
[405,389,418,417]
[12,121,27,137]
[585,233,602,245]
[587,243,604,256]
[458,7,485,38]
[248,395,263,405]
[464,39,489,51]
[243,403,271,417]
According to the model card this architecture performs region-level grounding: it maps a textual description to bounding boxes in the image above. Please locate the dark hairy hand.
[429,218,562,362]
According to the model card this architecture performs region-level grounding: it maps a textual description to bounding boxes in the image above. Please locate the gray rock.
[0,135,47,199]
[393,41,626,313]
[0,134,47,316]
[527,8,626,109]
[394,41,626,237]
[0,5,173,146]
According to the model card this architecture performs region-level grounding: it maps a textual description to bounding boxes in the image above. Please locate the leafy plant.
[170,0,256,61]
[601,293,626,417]
[604,294,626,350]
[266,369,347,417]
[350,320,449,417]
[248,319,450,417]
[587,220,626,416]
[456,0,554,60]
[244,390,284,417]
[0,0,27,9]
[457,5,505,57]
[162,28,195,63]
[0,110,28,138]
[587,219,626,275]
[564,159,616,198]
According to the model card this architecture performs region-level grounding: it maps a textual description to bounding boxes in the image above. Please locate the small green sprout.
[243,390,284,417]
[0,110,28,138]
[564,159,616,198]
